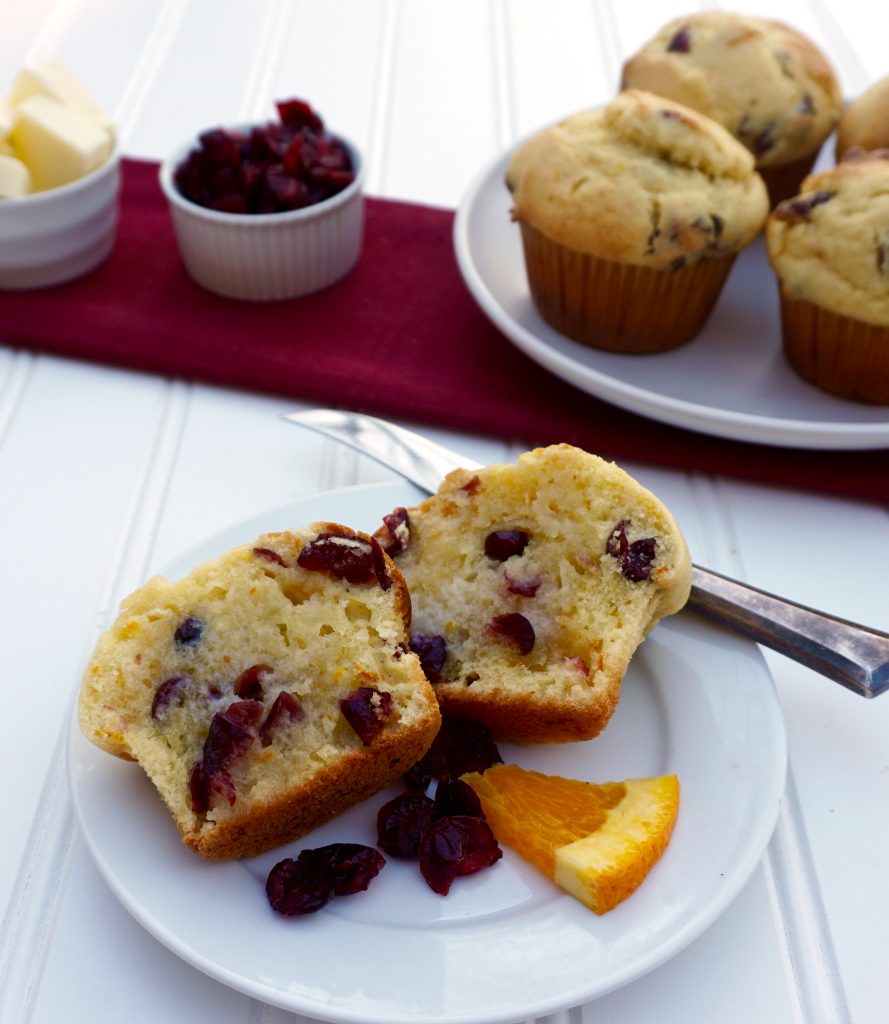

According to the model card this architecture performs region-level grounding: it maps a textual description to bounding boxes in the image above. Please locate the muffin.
[766,150,889,404]
[622,12,842,204]
[375,444,692,743]
[836,73,889,158]
[506,89,768,352]
[79,523,441,858]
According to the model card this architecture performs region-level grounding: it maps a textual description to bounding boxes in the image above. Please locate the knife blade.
[282,408,889,698]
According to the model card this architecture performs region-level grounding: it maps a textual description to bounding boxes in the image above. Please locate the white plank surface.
[2,2,888,1023]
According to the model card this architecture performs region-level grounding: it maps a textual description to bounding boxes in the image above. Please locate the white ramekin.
[0,141,121,290]
[158,128,364,301]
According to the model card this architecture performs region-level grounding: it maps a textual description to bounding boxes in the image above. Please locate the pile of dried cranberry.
[266,715,504,915]
[173,99,355,215]
[377,713,505,896]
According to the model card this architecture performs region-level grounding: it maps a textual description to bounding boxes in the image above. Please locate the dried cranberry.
[253,546,286,566]
[282,135,305,175]
[264,162,310,209]
[418,817,463,895]
[340,686,393,745]
[299,843,385,895]
[773,190,835,223]
[259,690,305,745]
[217,699,264,732]
[484,529,529,561]
[188,762,212,814]
[433,778,484,819]
[266,856,333,916]
[487,613,535,654]
[752,123,776,156]
[174,617,204,645]
[461,476,481,495]
[626,538,657,579]
[247,124,279,161]
[377,793,436,857]
[210,193,248,213]
[309,166,355,189]
[189,757,238,813]
[606,520,658,582]
[667,24,691,52]
[370,535,393,591]
[375,507,411,556]
[151,675,187,719]
[198,128,241,166]
[297,531,391,590]
[409,633,447,683]
[453,816,503,876]
[233,664,271,700]
[418,816,501,895]
[402,762,433,791]
[566,655,589,676]
[504,572,541,597]
[276,98,324,132]
[199,703,257,778]
[410,713,502,781]
[189,699,264,812]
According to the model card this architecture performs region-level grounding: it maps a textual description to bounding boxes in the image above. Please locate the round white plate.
[454,148,889,450]
[70,481,787,1024]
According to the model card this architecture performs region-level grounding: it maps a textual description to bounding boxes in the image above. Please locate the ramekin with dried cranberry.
[159,100,363,301]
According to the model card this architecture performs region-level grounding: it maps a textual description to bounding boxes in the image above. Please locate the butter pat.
[10,61,113,131]
[11,95,111,191]
[0,154,31,197]
[0,97,13,140]
[0,100,16,157]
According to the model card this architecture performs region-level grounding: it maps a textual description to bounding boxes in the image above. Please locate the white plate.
[70,481,787,1024]
[454,148,889,450]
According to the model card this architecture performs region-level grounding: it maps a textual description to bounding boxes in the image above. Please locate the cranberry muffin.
[766,150,889,403]
[506,89,767,352]
[79,523,440,858]
[375,444,692,743]
[622,11,842,204]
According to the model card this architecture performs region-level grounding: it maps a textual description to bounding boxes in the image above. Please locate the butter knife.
[282,408,889,698]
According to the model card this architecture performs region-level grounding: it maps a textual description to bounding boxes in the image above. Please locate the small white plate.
[454,148,889,450]
[70,481,787,1024]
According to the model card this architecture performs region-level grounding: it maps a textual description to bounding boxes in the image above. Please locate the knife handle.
[689,565,889,698]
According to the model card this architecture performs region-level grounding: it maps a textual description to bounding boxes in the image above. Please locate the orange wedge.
[462,763,679,914]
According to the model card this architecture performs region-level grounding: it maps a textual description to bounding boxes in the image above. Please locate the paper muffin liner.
[518,222,736,353]
[779,293,889,404]
[758,152,818,207]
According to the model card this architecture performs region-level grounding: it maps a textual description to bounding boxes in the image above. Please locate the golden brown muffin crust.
[622,11,842,167]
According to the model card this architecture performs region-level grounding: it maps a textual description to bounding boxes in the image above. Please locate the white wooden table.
[2,2,887,1022]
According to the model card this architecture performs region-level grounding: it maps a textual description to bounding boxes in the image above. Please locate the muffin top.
[621,12,842,168]
[836,73,889,158]
[766,150,889,326]
[506,89,768,269]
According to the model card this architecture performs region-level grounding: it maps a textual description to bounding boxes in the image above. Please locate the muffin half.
[79,523,441,858]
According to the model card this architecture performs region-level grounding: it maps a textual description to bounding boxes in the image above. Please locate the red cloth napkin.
[2,157,887,502]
